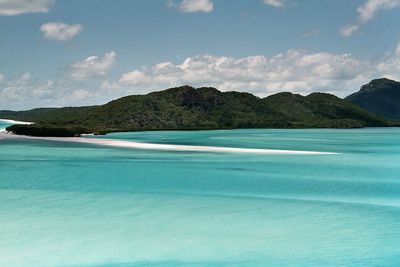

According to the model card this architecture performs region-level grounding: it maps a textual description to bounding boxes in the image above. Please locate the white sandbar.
[0,133,337,155]
[0,119,33,132]
[0,119,33,124]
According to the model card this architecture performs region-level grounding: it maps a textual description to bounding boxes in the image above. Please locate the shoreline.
[0,119,33,133]
[0,119,33,124]
[0,132,337,155]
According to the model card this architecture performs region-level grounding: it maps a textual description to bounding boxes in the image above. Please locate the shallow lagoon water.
[0,120,11,131]
[1,124,400,266]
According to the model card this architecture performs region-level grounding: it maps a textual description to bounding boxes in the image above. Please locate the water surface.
[1,125,400,266]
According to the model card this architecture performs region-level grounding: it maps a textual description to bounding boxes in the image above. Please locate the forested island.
[1,78,399,137]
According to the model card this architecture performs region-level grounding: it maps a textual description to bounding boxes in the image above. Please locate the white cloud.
[40,22,83,42]
[67,51,116,80]
[0,73,54,109]
[19,72,31,81]
[0,0,54,16]
[0,74,4,83]
[376,42,400,80]
[0,73,96,110]
[102,42,400,99]
[168,0,213,13]
[339,24,360,37]
[119,70,150,85]
[4,43,400,110]
[105,50,366,98]
[263,0,285,8]
[358,0,400,22]
[340,0,400,37]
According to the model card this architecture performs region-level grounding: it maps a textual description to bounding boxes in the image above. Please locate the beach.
[0,119,337,155]
[0,131,336,155]
[0,119,32,133]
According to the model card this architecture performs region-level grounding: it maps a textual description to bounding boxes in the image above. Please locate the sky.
[1,0,400,110]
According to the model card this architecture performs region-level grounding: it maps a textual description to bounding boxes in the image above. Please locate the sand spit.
[0,133,338,155]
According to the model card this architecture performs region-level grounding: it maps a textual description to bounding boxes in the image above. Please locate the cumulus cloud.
[40,22,83,42]
[100,42,400,99]
[110,51,367,97]
[168,0,213,13]
[0,0,54,16]
[4,43,400,110]
[263,0,285,8]
[358,0,400,22]
[0,52,117,109]
[67,51,116,80]
[340,0,400,37]
[0,73,54,109]
[0,73,96,110]
[376,42,400,80]
[102,50,360,96]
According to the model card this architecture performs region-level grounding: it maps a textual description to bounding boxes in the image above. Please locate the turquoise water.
[0,120,11,131]
[1,122,400,266]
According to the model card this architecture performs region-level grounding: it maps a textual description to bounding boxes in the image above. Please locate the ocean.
[1,121,400,266]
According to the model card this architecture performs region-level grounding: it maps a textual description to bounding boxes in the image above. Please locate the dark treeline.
[2,83,398,137]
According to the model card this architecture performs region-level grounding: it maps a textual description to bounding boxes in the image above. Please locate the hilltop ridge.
[346,78,400,119]
[1,84,395,137]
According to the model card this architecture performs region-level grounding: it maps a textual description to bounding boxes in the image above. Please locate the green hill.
[346,78,400,119]
[1,85,395,137]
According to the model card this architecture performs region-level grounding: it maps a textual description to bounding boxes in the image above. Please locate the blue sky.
[1,0,400,109]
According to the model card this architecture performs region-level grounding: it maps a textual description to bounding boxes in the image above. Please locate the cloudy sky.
[1,0,400,110]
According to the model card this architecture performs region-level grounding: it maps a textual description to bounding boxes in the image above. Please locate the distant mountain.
[346,78,400,119]
[1,85,395,137]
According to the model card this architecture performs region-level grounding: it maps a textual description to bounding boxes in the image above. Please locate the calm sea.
[1,120,400,266]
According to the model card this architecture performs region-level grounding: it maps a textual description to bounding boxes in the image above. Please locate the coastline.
[0,119,33,124]
[0,119,33,133]
[0,119,337,154]
[0,132,337,155]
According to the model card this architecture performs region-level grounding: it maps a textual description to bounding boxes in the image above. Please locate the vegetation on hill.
[346,78,400,119]
[1,85,396,137]
[6,124,79,137]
